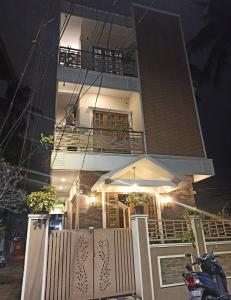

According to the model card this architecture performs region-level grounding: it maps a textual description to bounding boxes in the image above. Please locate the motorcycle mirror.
[185,253,192,258]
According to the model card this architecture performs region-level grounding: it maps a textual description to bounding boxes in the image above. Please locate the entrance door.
[106,193,129,228]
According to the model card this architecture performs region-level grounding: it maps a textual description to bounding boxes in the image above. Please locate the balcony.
[58,46,137,78]
[54,125,144,155]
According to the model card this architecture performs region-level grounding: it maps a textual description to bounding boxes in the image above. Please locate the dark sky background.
[0,0,230,211]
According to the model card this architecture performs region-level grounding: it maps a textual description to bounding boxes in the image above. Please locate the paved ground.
[0,256,24,300]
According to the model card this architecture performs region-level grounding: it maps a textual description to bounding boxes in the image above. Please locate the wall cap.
[28,214,50,220]
[131,214,148,220]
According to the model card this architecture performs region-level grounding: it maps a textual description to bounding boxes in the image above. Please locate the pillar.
[131,214,155,300]
[21,214,49,300]
[190,216,207,256]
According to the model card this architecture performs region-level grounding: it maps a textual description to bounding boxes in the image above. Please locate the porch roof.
[91,154,190,193]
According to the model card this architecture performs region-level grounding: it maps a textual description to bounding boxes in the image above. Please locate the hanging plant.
[125,192,151,214]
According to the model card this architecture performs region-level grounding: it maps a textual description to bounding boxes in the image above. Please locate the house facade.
[51,1,214,230]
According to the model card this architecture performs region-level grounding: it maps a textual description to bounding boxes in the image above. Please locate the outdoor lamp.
[160,195,172,205]
[88,194,96,206]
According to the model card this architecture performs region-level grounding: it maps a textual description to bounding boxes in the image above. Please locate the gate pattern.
[45,229,136,300]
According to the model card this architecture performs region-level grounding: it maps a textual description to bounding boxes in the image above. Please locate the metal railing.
[203,220,231,241]
[58,46,137,77]
[54,125,144,155]
[148,219,190,244]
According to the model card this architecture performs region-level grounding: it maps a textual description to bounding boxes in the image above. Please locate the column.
[21,214,49,300]
[190,216,207,256]
[131,214,155,300]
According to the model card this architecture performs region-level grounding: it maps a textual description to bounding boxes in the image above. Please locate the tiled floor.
[0,257,24,300]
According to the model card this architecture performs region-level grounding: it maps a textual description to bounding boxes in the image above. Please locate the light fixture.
[130,166,139,192]
[58,186,63,190]
[160,195,172,205]
[61,178,66,182]
[88,194,96,207]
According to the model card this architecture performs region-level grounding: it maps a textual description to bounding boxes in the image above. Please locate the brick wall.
[161,182,195,219]
[134,7,205,157]
[79,193,103,229]
[159,256,190,286]
[78,171,106,229]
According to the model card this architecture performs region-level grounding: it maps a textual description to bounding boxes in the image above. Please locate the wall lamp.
[88,194,96,207]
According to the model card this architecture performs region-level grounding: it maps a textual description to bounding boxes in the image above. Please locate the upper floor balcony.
[54,125,144,155]
[59,46,137,78]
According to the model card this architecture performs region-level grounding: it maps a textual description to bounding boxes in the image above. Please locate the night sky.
[0,0,230,211]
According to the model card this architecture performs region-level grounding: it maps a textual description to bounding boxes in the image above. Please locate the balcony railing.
[54,125,144,154]
[58,46,137,77]
[203,220,231,241]
[148,219,190,244]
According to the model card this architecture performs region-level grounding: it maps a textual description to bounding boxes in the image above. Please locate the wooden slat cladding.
[134,6,205,157]
[45,229,135,299]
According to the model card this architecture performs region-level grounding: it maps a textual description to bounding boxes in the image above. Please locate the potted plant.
[125,192,151,214]
[27,185,57,215]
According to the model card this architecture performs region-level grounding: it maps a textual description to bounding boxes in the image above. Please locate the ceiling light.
[58,186,63,190]
[61,178,66,182]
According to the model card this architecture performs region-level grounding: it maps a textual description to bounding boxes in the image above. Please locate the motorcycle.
[182,251,230,300]
[0,250,6,268]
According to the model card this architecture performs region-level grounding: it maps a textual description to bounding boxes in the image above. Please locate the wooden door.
[93,111,129,153]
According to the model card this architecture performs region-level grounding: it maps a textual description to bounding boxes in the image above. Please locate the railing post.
[131,214,155,300]
[21,214,49,300]
[189,216,207,256]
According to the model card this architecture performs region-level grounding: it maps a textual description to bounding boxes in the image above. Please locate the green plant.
[125,192,151,206]
[27,185,57,214]
[217,207,231,220]
[181,229,196,248]
[40,133,54,149]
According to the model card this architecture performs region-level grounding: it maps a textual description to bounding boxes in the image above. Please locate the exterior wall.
[80,19,135,54]
[161,182,195,219]
[60,14,82,49]
[128,92,142,131]
[134,6,205,157]
[79,193,103,229]
[79,93,130,127]
[56,91,143,131]
[78,171,106,229]
[150,244,196,300]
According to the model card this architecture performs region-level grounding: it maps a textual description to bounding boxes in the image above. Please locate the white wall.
[56,90,142,131]
[128,92,142,131]
[79,93,130,127]
[60,14,82,49]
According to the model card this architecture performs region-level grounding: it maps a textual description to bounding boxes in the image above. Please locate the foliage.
[125,192,151,206]
[112,123,131,133]
[27,185,57,214]
[40,133,54,149]
[181,229,196,248]
[217,207,231,219]
[188,0,231,91]
[0,157,26,213]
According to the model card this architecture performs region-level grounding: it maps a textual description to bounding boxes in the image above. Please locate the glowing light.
[88,194,96,206]
[61,178,66,182]
[130,184,139,192]
[160,196,172,205]
[58,186,63,190]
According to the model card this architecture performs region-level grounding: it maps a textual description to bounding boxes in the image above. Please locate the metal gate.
[45,228,136,299]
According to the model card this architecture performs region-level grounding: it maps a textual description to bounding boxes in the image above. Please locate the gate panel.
[71,230,94,300]
[45,229,135,299]
[94,229,117,298]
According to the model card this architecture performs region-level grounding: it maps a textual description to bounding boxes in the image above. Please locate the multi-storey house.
[51,1,214,231]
